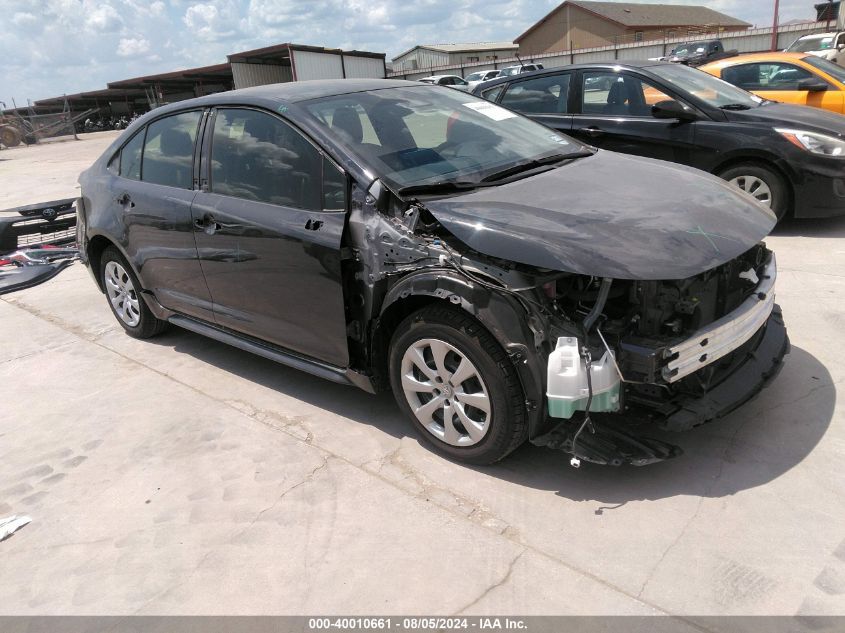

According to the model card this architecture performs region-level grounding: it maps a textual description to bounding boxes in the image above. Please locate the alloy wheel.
[104,260,141,327]
[728,175,772,208]
[400,338,491,447]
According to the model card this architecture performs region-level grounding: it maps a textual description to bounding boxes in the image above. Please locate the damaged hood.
[424,151,775,280]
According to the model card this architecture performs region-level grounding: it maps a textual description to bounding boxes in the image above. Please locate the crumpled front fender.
[379,269,550,438]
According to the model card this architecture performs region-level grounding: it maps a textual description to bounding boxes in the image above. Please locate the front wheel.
[388,304,527,465]
[100,246,168,339]
[718,163,789,221]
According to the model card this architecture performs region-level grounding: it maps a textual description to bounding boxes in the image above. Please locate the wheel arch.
[86,233,142,294]
[712,153,796,217]
[372,269,547,438]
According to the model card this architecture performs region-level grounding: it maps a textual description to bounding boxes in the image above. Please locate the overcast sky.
[0,0,814,108]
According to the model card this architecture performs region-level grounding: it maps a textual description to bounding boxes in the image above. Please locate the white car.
[496,63,545,78]
[417,75,470,91]
[465,69,501,90]
[786,32,845,65]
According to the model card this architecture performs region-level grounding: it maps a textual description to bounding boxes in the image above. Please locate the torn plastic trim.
[0,260,74,295]
[663,253,777,383]
[532,417,682,466]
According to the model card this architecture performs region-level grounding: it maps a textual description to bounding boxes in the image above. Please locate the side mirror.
[797,77,828,92]
[652,99,697,121]
[838,44,844,51]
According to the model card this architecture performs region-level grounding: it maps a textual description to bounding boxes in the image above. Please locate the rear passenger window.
[501,74,570,114]
[119,129,144,180]
[141,111,201,189]
[210,108,322,210]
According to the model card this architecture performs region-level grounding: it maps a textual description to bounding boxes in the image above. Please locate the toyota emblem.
[41,207,57,221]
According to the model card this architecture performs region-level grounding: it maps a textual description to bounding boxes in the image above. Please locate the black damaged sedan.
[76,79,789,466]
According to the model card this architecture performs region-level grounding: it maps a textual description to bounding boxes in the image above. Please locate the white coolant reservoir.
[546,337,621,419]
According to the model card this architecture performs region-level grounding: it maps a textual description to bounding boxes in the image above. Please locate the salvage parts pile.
[0,199,78,295]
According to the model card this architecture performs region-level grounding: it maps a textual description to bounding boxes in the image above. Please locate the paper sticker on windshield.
[462,101,517,121]
[548,134,570,145]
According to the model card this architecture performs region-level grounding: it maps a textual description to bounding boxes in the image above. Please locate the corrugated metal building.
[391,42,519,73]
[30,43,386,118]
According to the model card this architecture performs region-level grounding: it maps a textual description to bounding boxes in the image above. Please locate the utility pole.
[838,0,845,30]
[770,0,779,51]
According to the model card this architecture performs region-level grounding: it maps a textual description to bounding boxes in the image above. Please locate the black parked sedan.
[77,79,788,466]
[473,61,845,220]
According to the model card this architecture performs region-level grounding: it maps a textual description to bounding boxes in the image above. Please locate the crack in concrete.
[453,550,526,615]
[0,339,78,366]
[245,456,330,530]
[224,399,314,443]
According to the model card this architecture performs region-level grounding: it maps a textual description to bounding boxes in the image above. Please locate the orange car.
[701,52,845,113]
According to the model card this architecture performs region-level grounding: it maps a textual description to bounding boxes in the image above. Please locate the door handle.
[578,126,604,138]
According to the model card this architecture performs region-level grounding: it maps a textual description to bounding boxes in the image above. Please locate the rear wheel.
[100,246,167,339]
[388,304,527,465]
[718,163,789,221]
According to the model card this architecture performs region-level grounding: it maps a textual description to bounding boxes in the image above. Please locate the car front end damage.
[348,162,788,466]
[532,245,788,466]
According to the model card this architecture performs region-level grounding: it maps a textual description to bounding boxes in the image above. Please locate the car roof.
[700,51,813,72]
[473,60,671,90]
[795,32,837,38]
[160,79,415,109]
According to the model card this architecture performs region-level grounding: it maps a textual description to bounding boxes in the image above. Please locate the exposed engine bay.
[342,179,789,467]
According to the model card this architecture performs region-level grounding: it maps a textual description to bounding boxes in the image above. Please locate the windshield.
[789,36,834,52]
[466,72,485,81]
[803,54,845,83]
[303,85,588,189]
[499,66,522,77]
[652,63,763,108]
[671,43,704,56]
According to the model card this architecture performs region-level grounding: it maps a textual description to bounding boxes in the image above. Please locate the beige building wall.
[517,4,748,56]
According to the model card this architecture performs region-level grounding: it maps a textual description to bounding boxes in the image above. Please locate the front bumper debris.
[663,254,777,383]
[533,418,683,467]
[661,305,789,432]
[0,245,79,295]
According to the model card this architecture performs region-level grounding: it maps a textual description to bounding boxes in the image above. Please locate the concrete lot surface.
[0,133,844,618]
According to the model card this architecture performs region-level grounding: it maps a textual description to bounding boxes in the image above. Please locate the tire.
[718,162,789,221]
[388,304,527,465]
[100,246,167,339]
[0,126,22,148]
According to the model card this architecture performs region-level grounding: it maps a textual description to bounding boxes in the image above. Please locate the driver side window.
[210,108,322,210]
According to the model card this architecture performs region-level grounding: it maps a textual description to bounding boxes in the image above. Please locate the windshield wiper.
[480,151,593,183]
[396,181,485,196]
[397,150,594,197]
[719,103,754,110]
